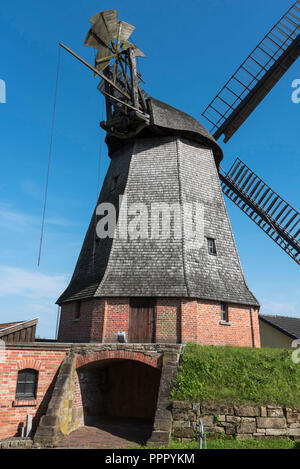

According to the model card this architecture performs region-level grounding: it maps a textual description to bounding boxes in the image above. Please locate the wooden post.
[103,68,112,121]
[128,48,139,110]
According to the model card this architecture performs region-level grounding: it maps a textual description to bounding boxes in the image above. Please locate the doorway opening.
[129,297,155,343]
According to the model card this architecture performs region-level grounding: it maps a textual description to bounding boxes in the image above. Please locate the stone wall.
[172,401,300,440]
[32,343,182,447]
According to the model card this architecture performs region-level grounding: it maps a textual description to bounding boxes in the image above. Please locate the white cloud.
[0,265,67,299]
[260,299,299,318]
[0,204,74,231]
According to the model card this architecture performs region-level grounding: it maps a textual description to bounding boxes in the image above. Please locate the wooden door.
[129,298,155,343]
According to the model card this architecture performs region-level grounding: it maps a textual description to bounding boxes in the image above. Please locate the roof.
[58,136,258,307]
[0,318,38,343]
[0,321,23,331]
[105,97,223,166]
[259,314,300,340]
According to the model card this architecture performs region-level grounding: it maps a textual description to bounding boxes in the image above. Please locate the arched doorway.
[75,358,161,446]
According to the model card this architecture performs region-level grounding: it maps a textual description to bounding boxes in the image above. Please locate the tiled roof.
[259,314,300,339]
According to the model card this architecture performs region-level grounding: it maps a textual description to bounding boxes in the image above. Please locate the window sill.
[12,399,37,407]
[219,320,231,326]
[72,318,80,322]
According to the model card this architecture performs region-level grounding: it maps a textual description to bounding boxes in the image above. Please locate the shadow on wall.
[77,359,161,425]
[14,369,60,438]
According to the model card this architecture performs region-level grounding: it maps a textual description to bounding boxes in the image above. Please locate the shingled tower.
[57,10,260,347]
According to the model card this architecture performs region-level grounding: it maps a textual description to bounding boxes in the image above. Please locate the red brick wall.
[103,298,130,343]
[58,298,105,343]
[192,300,260,347]
[58,297,260,348]
[155,298,181,343]
[0,349,66,439]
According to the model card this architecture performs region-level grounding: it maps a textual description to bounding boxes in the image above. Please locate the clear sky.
[0,0,299,338]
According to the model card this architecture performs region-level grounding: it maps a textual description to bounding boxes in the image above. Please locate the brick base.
[58,297,260,347]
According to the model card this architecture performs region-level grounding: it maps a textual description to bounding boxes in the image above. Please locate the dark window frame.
[74,300,81,320]
[221,302,229,322]
[15,369,38,400]
[110,175,119,192]
[207,237,217,255]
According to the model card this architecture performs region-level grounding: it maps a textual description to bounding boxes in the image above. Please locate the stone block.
[256,417,287,429]
[226,416,241,423]
[154,418,172,433]
[237,421,256,434]
[192,403,200,415]
[286,412,300,424]
[260,406,267,417]
[204,426,224,435]
[201,415,214,427]
[173,420,190,429]
[267,406,284,418]
[241,417,256,422]
[236,434,252,440]
[172,427,195,439]
[234,405,260,417]
[201,403,233,415]
[287,428,300,437]
[172,409,196,421]
[172,400,192,410]
[265,429,288,436]
[148,431,170,444]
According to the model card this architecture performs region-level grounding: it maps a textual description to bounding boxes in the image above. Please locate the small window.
[74,300,81,320]
[207,238,217,255]
[221,302,229,322]
[16,369,38,399]
[111,175,119,192]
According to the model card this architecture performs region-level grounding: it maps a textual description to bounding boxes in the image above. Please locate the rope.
[38,46,61,266]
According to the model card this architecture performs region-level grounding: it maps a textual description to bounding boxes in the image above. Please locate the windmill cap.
[106,97,223,165]
[148,98,223,164]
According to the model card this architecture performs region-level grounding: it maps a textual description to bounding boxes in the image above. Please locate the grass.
[145,438,299,450]
[171,343,300,406]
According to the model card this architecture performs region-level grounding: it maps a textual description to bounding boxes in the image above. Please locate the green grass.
[145,438,299,450]
[171,343,300,406]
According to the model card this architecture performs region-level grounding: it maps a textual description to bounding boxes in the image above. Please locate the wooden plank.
[129,298,155,343]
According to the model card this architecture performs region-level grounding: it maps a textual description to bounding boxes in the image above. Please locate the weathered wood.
[128,48,139,109]
[129,298,155,343]
[59,42,131,100]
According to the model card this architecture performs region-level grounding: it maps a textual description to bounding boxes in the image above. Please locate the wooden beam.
[128,48,139,109]
[59,42,131,100]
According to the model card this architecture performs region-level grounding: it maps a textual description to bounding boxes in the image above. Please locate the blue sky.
[0,0,299,338]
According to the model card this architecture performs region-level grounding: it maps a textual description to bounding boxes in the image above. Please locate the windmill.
[56,3,299,346]
[201,0,300,265]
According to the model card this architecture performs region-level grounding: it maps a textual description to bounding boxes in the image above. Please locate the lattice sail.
[220,158,300,264]
[202,1,300,142]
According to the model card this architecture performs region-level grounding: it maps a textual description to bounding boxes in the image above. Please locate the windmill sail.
[202,0,300,142]
[220,158,300,264]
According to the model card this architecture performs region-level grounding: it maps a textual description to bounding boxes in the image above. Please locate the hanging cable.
[92,100,105,269]
[38,46,61,266]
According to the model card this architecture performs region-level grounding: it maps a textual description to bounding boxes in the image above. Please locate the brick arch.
[76,350,162,369]
[17,359,41,371]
